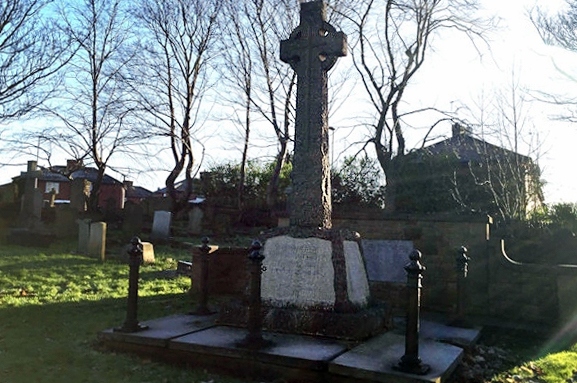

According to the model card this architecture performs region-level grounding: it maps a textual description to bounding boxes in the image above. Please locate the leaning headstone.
[77,218,91,254]
[88,221,107,261]
[151,210,171,242]
[362,240,414,283]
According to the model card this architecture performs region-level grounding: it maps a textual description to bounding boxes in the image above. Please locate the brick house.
[11,160,127,210]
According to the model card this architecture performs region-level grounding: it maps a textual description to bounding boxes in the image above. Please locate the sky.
[366,0,577,204]
[2,0,577,204]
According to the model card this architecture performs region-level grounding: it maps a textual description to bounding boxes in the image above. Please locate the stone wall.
[332,212,490,314]
[190,209,577,331]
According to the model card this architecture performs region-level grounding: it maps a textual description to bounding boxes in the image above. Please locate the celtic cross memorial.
[280,0,346,229]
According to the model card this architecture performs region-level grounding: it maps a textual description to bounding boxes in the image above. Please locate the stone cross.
[280,0,347,229]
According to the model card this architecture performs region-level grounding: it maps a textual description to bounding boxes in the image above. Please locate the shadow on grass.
[0,293,252,383]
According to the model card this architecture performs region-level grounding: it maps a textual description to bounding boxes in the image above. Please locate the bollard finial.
[405,249,425,275]
[248,240,264,261]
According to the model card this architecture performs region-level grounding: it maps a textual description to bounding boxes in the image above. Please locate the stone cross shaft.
[280,0,347,229]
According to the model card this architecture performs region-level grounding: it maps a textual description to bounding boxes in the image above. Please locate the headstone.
[122,203,144,236]
[142,242,155,263]
[78,218,91,254]
[70,178,90,212]
[151,210,171,242]
[53,206,78,238]
[187,206,203,235]
[88,221,107,261]
[19,160,43,229]
[362,240,414,283]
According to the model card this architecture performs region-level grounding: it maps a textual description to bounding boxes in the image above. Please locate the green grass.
[5,241,577,383]
[0,242,247,383]
[474,326,577,383]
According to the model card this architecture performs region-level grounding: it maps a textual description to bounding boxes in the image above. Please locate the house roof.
[126,185,153,199]
[69,168,122,185]
[408,128,532,164]
[39,168,69,182]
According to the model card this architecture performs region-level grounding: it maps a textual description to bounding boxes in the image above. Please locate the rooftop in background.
[408,123,533,164]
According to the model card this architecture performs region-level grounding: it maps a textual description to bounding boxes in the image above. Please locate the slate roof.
[408,131,532,164]
[126,185,153,199]
[69,168,122,185]
[39,168,69,182]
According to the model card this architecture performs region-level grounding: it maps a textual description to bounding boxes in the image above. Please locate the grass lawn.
[0,240,247,383]
[3,240,577,383]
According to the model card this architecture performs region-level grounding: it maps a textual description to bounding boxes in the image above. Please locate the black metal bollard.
[191,237,215,315]
[454,246,470,324]
[115,237,149,333]
[236,240,273,350]
[394,249,430,375]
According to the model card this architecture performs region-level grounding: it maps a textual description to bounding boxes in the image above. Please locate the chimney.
[123,180,133,189]
[452,123,470,138]
[27,160,37,172]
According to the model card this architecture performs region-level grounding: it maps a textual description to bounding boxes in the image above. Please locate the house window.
[45,182,59,194]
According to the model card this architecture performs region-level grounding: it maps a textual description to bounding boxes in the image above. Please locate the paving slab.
[329,332,463,383]
[393,317,481,348]
[170,326,348,371]
[98,314,217,347]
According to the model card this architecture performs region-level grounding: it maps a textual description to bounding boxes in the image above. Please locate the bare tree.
[0,0,70,123]
[531,1,577,122]
[26,0,141,213]
[453,69,544,222]
[219,0,298,210]
[131,0,221,215]
[338,0,490,211]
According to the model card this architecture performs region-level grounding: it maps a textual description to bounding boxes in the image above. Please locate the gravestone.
[188,206,203,235]
[222,1,386,340]
[362,240,414,283]
[142,242,155,263]
[18,160,43,229]
[151,210,171,242]
[122,203,144,236]
[53,206,78,238]
[78,218,91,254]
[70,178,90,212]
[88,221,107,261]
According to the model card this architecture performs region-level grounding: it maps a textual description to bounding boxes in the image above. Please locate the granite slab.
[98,314,217,347]
[329,332,463,383]
[170,325,348,370]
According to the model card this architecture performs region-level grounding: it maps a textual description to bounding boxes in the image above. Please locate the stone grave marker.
[151,210,171,242]
[88,221,107,261]
[362,240,414,283]
[188,206,203,235]
[142,242,155,263]
[122,203,144,236]
[77,218,91,254]
[18,160,43,229]
[235,1,386,340]
[53,206,78,238]
[70,178,90,212]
